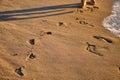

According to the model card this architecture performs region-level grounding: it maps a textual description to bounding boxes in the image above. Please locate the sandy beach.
[0,0,120,80]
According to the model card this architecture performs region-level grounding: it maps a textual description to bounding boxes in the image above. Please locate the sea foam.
[103,0,120,37]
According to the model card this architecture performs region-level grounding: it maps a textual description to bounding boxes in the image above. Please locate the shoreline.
[102,0,120,38]
[89,0,118,38]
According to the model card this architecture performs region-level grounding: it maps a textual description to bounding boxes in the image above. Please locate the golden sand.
[0,0,120,80]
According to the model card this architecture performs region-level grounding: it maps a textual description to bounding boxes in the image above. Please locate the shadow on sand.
[0,3,82,21]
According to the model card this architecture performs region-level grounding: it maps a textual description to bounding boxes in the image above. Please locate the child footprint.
[26,52,36,61]
[57,22,67,26]
[29,39,35,45]
[40,31,52,37]
[75,17,94,27]
[15,67,24,77]
[79,20,88,25]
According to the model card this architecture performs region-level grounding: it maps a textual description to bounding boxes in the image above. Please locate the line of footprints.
[14,21,66,77]
[15,31,53,77]
[15,39,36,77]
[14,20,65,77]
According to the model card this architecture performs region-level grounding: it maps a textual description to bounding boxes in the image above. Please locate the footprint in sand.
[93,6,99,9]
[75,17,94,27]
[26,52,36,61]
[86,42,103,56]
[93,36,113,43]
[57,22,67,26]
[76,6,99,13]
[15,67,24,77]
[40,31,52,37]
[46,32,52,35]
[76,9,84,13]
[79,20,88,25]
[29,39,35,45]
[79,20,94,27]
[86,6,99,12]
[86,7,94,12]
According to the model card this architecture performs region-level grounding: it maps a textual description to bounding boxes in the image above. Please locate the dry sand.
[0,0,120,80]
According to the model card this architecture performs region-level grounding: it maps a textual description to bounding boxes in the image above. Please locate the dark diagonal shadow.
[0,3,81,21]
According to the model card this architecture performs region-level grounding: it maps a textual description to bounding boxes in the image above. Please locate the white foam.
[103,0,120,37]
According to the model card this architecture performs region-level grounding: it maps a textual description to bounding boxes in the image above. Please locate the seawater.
[103,0,120,37]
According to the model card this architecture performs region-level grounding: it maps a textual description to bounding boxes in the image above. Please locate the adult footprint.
[93,36,113,43]
[86,42,103,56]
[15,67,24,77]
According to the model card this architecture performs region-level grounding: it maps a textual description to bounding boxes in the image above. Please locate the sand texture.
[0,0,120,80]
